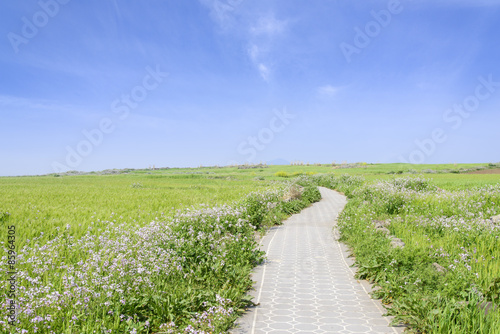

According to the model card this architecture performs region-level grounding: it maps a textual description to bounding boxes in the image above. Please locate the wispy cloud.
[0,95,73,111]
[198,0,241,30]
[111,0,123,19]
[0,95,105,123]
[199,1,289,83]
[250,14,288,36]
[247,44,260,62]
[317,85,341,97]
[246,13,288,83]
[258,63,270,82]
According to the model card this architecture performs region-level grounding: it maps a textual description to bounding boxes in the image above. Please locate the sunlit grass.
[312,173,500,333]
[2,163,500,333]
[0,170,323,333]
[0,174,272,249]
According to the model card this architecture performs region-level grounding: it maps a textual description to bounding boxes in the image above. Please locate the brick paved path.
[232,187,403,334]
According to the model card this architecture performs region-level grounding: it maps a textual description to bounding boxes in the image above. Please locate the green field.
[0,174,274,250]
[0,166,322,333]
[1,162,500,333]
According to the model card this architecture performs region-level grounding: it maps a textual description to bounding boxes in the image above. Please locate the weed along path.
[232,187,403,334]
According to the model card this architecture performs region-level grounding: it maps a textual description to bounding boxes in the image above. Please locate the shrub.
[301,186,321,203]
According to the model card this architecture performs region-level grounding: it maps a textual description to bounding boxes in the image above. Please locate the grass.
[0,170,321,333]
[0,174,272,249]
[311,173,500,333]
[1,162,500,333]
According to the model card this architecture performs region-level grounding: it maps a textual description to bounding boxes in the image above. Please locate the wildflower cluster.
[0,180,321,333]
[311,174,500,333]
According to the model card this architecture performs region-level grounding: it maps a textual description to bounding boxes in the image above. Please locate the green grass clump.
[274,171,289,177]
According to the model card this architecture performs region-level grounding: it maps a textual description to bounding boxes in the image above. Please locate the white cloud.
[246,14,288,82]
[318,85,341,97]
[258,63,270,82]
[250,14,288,36]
[198,0,241,29]
[247,45,271,82]
[247,44,260,62]
[200,1,289,83]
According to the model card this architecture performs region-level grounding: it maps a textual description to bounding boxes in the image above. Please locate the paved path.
[232,187,403,334]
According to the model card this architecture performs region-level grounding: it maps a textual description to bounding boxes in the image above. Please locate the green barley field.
[1,162,500,333]
[0,174,274,249]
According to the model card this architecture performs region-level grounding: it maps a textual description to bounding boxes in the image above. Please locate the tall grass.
[0,175,271,249]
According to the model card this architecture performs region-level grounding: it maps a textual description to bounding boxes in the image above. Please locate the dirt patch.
[467,169,500,175]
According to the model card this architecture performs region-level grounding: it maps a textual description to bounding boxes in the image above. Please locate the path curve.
[232,187,403,334]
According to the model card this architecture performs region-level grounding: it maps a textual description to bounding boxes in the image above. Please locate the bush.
[276,185,321,215]
[301,186,321,203]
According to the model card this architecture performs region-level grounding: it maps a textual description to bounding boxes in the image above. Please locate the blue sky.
[1,0,499,176]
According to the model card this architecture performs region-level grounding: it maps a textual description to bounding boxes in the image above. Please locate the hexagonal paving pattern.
[232,187,403,334]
